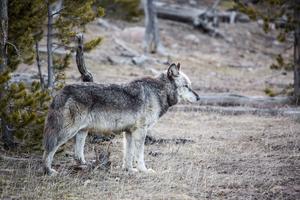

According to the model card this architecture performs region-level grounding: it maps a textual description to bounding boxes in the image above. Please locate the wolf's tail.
[43,108,64,152]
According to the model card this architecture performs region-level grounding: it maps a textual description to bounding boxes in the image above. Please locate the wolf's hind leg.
[43,146,60,176]
[74,130,88,165]
[43,128,79,176]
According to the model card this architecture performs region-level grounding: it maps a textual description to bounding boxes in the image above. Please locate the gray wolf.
[43,63,200,175]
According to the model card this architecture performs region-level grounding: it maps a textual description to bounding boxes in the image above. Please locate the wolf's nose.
[196,95,200,101]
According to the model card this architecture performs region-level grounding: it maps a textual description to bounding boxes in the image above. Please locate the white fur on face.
[177,87,198,102]
[179,71,191,86]
[176,71,198,103]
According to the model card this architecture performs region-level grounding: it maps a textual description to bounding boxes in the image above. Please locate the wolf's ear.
[167,63,180,79]
[177,63,181,71]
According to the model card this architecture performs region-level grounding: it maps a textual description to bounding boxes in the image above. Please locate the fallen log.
[154,2,250,25]
[195,93,294,108]
[154,2,223,37]
[170,93,299,117]
[155,2,199,24]
[171,105,300,118]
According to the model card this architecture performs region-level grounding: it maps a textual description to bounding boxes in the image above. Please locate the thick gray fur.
[43,63,200,175]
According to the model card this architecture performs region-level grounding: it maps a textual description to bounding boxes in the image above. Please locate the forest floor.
[1,8,300,200]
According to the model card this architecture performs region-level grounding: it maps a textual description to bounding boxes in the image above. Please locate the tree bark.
[35,41,45,89]
[143,0,161,54]
[76,34,93,82]
[294,1,300,103]
[46,0,54,88]
[1,121,16,150]
[0,0,15,149]
[0,0,8,72]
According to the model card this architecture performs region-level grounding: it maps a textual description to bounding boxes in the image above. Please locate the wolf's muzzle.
[191,89,200,101]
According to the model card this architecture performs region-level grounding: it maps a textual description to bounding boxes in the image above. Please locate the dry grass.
[1,111,299,200]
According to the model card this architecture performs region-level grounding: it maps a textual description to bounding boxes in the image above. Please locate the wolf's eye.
[184,85,189,88]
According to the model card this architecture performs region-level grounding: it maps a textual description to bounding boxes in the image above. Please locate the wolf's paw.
[74,157,87,165]
[128,168,139,173]
[146,168,156,174]
[122,166,138,173]
[137,166,156,174]
[45,168,58,176]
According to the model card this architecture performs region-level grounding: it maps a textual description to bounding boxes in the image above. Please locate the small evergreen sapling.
[0,71,51,150]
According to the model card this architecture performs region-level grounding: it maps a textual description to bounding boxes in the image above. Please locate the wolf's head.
[166,63,200,103]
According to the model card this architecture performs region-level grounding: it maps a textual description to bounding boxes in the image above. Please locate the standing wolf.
[43,63,200,175]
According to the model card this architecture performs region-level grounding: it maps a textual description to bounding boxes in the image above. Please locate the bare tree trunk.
[0,0,15,149]
[294,0,300,103]
[76,34,93,82]
[143,0,162,54]
[46,0,54,88]
[0,0,8,72]
[35,41,45,89]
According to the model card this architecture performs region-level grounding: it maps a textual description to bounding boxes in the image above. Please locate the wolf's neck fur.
[158,73,178,106]
[132,73,178,117]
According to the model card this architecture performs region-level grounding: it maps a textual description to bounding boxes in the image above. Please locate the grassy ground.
[1,111,299,199]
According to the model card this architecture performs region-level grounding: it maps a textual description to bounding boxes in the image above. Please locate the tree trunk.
[35,41,45,89]
[46,0,54,88]
[0,0,15,149]
[143,0,161,54]
[0,0,8,72]
[294,1,300,103]
[1,122,16,150]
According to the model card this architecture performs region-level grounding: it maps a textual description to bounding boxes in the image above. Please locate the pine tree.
[1,0,104,149]
[7,0,46,70]
[0,74,51,150]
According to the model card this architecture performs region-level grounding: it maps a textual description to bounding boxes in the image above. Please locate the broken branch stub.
[76,34,93,82]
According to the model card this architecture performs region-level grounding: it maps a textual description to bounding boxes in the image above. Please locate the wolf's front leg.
[132,128,155,173]
[122,132,138,172]
[74,130,88,165]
